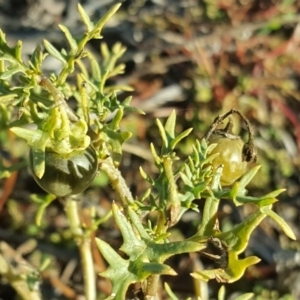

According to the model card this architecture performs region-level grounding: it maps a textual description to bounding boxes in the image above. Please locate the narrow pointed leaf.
[218,285,226,300]
[164,110,176,139]
[127,206,151,240]
[261,206,296,240]
[44,40,66,64]
[261,189,286,199]
[0,65,22,79]
[201,152,219,165]
[156,118,168,149]
[238,165,261,189]
[170,128,193,149]
[139,262,177,277]
[30,148,46,179]
[90,58,101,81]
[164,283,179,300]
[230,182,239,204]
[0,93,18,102]
[77,4,94,31]
[122,96,133,106]
[0,29,7,45]
[0,30,24,66]
[94,3,121,35]
[15,40,23,63]
[150,143,161,165]
[234,195,277,207]
[139,166,148,180]
[30,45,46,70]
[110,108,123,130]
[95,238,126,267]
[101,43,110,60]
[206,141,218,154]
[157,240,206,261]
[179,172,193,187]
[59,25,78,53]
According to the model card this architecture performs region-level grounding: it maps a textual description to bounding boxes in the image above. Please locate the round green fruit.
[209,135,247,186]
[29,145,98,197]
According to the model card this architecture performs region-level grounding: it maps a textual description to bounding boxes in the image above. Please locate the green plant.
[0,3,296,300]
[29,144,98,196]
[204,109,257,186]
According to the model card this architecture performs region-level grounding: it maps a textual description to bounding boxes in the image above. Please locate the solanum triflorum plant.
[0,3,296,300]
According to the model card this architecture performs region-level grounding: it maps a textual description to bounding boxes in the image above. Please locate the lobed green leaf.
[112,203,145,257]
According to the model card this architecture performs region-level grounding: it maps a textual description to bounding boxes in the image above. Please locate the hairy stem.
[163,156,180,227]
[143,274,160,300]
[100,157,134,206]
[65,197,96,300]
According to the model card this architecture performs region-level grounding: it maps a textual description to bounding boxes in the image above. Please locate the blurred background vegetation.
[0,0,300,299]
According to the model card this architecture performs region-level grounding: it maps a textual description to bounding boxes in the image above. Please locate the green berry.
[29,145,98,197]
[209,135,247,186]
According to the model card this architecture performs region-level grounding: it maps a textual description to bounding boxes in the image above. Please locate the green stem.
[163,156,180,227]
[143,274,160,300]
[37,75,79,122]
[144,157,179,297]
[197,194,219,237]
[79,81,90,124]
[163,157,177,206]
[57,3,121,86]
[100,157,134,206]
[155,210,167,235]
[196,166,223,237]
[65,197,96,300]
